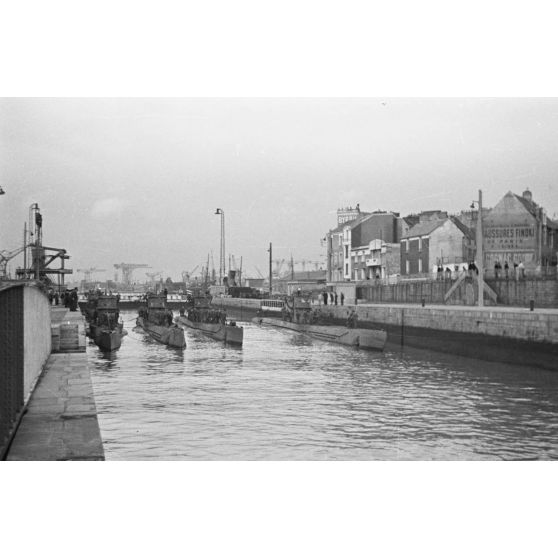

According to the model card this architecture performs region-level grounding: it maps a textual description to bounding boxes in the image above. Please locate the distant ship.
[253,296,386,351]
[176,296,243,346]
[136,294,186,349]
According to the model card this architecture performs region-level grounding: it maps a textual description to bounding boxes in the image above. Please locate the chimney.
[522,189,532,202]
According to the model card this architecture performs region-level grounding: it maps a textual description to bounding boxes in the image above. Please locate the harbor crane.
[114,263,150,286]
[77,267,106,282]
[146,271,163,289]
[181,265,199,283]
[15,204,72,288]
[294,259,323,271]
[0,245,27,279]
[273,258,286,277]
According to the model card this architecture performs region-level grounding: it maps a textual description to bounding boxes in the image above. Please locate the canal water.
[88,311,558,460]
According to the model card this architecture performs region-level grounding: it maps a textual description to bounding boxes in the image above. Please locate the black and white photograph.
[2,96,558,462]
[1,2,557,556]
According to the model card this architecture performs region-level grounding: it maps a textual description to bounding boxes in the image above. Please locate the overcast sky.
[2,97,558,282]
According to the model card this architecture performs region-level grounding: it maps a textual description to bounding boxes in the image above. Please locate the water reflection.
[88,311,558,460]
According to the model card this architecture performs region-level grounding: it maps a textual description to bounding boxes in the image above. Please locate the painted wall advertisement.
[484,225,536,250]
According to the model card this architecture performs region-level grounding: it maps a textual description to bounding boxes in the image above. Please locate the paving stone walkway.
[6,309,104,461]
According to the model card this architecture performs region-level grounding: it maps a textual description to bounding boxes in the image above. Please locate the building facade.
[350,240,400,280]
[401,217,473,276]
[483,190,558,269]
[326,209,401,282]
[326,206,370,282]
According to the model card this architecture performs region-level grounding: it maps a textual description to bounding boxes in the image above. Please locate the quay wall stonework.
[338,305,558,344]
[212,295,558,344]
[356,277,558,308]
[490,278,558,307]
[333,303,558,369]
[23,286,52,400]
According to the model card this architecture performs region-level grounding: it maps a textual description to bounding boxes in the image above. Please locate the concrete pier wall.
[0,283,51,457]
[332,303,558,370]
[342,304,558,344]
[213,295,558,343]
[23,286,52,399]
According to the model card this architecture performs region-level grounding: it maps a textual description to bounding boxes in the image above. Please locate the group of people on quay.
[434,260,528,281]
[493,260,525,279]
[47,287,79,311]
[436,264,465,280]
[317,290,345,306]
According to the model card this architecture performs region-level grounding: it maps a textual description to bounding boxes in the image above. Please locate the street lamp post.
[471,189,484,307]
[268,242,272,296]
[215,208,225,285]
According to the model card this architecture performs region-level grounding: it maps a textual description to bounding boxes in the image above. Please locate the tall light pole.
[471,189,484,307]
[215,208,225,285]
[268,242,272,296]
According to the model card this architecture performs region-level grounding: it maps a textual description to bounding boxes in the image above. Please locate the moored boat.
[253,296,386,351]
[82,291,100,324]
[88,294,126,351]
[136,294,186,349]
[176,297,243,346]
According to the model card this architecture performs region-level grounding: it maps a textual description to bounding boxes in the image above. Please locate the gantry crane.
[114,263,150,286]
[77,267,106,282]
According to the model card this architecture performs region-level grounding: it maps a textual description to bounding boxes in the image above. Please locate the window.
[406,260,410,274]
[345,245,349,259]
[418,237,422,251]
[345,263,349,275]
[418,259,422,273]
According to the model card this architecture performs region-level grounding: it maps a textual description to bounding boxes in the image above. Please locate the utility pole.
[215,208,225,285]
[23,223,27,276]
[268,242,272,296]
[476,189,484,307]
